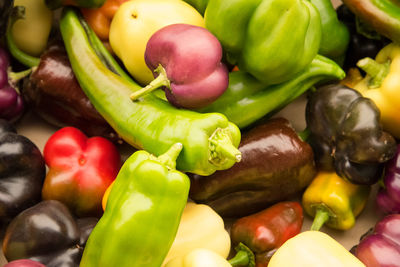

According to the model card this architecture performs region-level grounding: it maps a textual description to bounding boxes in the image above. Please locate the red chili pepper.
[230,201,303,267]
[42,127,121,217]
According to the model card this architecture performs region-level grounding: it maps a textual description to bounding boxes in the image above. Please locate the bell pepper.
[81,0,128,41]
[2,200,98,267]
[0,119,45,226]
[268,231,366,267]
[45,0,106,9]
[302,171,370,231]
[182,0,208,15]
[80,143,190,267]
[4,259,46,267]
[189,118,316,217]
[109,0,205,85]
[376,144,400,214]
[310,0,350,62]
[352,214,400,266]
[204,0,321,85]
[230,201,304,266]
[198,55,345,129]
[341,0,400,44]
[41,126,121,217]
[60,7,241,176]
[162,202,231,266]
[305,83,397,185]
[349,43,400,139]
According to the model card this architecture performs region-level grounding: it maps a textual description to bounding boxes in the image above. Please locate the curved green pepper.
[205,0,321,84]
[199,55,345,129]
[80,143,190,267]
[59,8,241,176]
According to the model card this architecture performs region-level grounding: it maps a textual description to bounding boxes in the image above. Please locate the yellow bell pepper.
[109,0,205,85]
[164,248,231,267]
[302,171,370,231]
[162,202,231,266]
[268,231,366,267]
[351,43,400,138]
[11,0,53,56]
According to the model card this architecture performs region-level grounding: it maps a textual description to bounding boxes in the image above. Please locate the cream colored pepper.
[165,248,231,267]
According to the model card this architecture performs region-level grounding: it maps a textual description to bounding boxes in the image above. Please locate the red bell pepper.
[42,127,121,217]
[230,201,303,267]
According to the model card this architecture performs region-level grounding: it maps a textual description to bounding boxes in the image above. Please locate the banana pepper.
[80,143,190,267]
[268,231,366,267]
[302,171,370,231]
[349,43,400,139]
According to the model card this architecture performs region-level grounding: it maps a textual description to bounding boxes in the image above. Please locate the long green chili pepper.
[59,7,241,176]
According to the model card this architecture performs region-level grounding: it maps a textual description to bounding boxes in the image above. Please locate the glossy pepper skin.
[45,0,105,9]
[189,118,316,217]
[351,43,400,139]
[60,8,241,176]
[205,0,321,84]
[305,83,397,185]
[376,144,400,213]
[199,55,345,129]
[342,0,400,44]
[353,214,400,267]
[0,119,45,226]
[2,200,98,267]
[42,127,121,217]
[80,143,190,267]
[302,171,370,231]
[231,201,303,267]
[268,231,366,267]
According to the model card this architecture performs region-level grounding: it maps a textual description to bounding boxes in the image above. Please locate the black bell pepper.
[305,83,397,185]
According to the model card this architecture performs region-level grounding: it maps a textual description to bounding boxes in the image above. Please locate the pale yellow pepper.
[165,248,231,267]
[12,0,53,56]
[109,0,205,85]
[268,231,366,267]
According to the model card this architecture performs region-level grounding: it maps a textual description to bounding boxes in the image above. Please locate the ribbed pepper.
[204,0,321,84]
[80,143,190,267]
[302,171,370,231]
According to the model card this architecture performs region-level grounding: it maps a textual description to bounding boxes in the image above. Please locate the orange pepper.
[81,0,128,41]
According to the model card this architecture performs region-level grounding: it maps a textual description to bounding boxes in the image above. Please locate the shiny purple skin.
[145,23,229,109]
[4,259,46,267]
[355,214,400,267]
[377,144,400,213]
[0,46,24,121]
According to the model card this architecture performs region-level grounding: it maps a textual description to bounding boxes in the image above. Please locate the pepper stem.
[228,243,255,267]
[297,127,310,142]
[311,207,330,231]
[356,57,390,88]
[208,128,241,166]
[130,64,170,100]
[157,143,183,170]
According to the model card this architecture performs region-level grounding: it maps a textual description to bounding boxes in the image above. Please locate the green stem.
[356,57,390,88]
[6,6,40,67]
[311,208,330,231]
[157,143,183,170]
[130,65,170,100]
[209,128,241,165]
[228,243,255,267]
[297,127,311,142]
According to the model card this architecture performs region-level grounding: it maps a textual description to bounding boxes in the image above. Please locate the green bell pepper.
[310,0,350,62]
[205,0,321,85]
[80,143,190,267]
[199,55,345,129]
[59,8,241,176]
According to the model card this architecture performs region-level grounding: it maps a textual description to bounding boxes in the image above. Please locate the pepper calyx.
[208,128,241,166]
[356,57,390,88]
[156,142,183,170]
[310,204,336,231]
[228,242,255,267]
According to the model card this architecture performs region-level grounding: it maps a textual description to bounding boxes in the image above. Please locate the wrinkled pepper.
[45,0,105,9]
[199,55,345,129]
[60,7,241,176]
[163,202,231,266]
[109,0,205,85]
[205,0,321,84]
[3,200,98,267]
[42,127,121,217]
[349,43,400,139]
[268,231,366,267]
[189,118,316,217]
[80,143,190,267]
[352,214,400,267]
[305,83,397,185]
[81,0,128,41]
[302,171,370,231]
[342,0,400,44]
[230,201,304,266]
